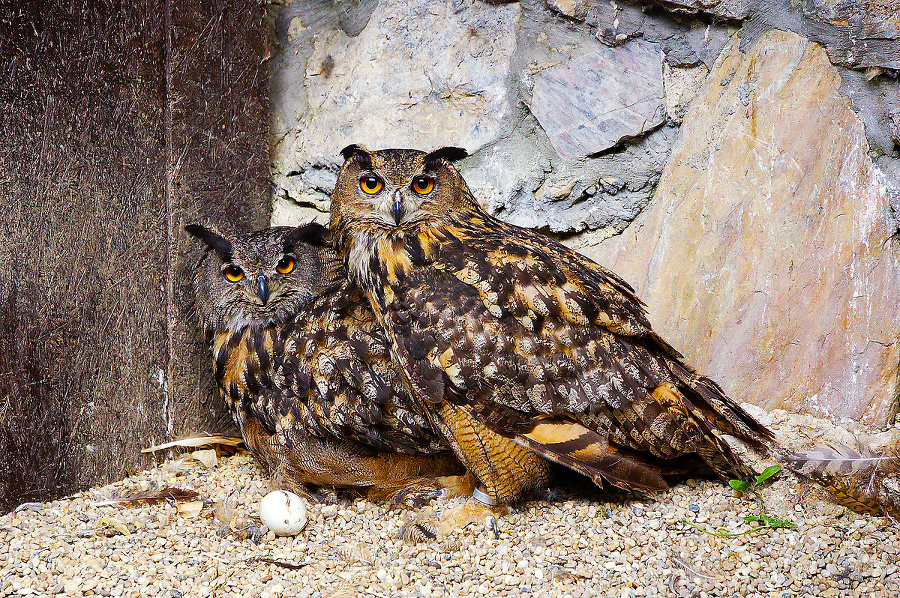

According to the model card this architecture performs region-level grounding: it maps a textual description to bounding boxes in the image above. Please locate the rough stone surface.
[745,0,900,71]
[269,0,703,234]
[270,0,521,225]
[545,0,590,21]
[467,122,678,235]
[655,0,750,21]
[590,3,736,68]
[663,62,710,123]
[529,40,666,160]
[580,31,900,424]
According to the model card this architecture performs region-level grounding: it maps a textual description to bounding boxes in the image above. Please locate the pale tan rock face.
[583,30,900,425]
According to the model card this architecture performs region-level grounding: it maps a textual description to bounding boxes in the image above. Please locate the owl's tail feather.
[656,379,759,482]
[667,358,775,448]
[513,418,669,493]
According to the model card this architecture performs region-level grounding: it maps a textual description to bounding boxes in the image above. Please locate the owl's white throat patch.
[348,230,378,289]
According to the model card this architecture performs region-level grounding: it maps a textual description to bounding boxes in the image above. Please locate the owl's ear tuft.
[185,224,233,261]
[424,147,468,165]
[284,222,330,251]
[340,144,370,161]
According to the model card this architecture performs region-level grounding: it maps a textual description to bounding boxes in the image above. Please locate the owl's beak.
[391,189,404,225]
[257,275,269,305]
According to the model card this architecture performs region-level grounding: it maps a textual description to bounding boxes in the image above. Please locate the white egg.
[258,490,308,536]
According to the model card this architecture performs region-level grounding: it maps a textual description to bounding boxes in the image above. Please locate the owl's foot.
[378,480,440,508]
[438,494,508,539]
[395,498,506,543]
[385,470,481,508]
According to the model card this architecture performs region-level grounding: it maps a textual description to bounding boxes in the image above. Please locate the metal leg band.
[472,486,496,506]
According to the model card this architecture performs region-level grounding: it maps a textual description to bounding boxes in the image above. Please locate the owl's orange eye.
[412,176,434,195]
[276,256,295,274]
[359,175,383,195]
[223,265,244,283]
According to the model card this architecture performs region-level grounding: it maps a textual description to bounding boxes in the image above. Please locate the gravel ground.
[2,415,899,598]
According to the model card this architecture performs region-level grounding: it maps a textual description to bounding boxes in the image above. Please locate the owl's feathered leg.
[437,402,552,503]
[419,403,540,536]
[438,499,507,539]
[240,416,463,504]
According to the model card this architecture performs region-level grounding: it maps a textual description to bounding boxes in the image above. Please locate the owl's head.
[329,145,471,231]
[186,223,340,334]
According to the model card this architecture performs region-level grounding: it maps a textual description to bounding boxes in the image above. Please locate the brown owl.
[186,223,464,503]
[329,145,774,509]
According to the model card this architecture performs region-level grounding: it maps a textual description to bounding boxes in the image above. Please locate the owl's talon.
[487,515,499,539]
[438,499,507,537]
[387,482,448,509]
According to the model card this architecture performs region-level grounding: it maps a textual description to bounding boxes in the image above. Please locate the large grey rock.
[270,0,681,235]
[467,122,677,234]
[270,0,522,224]
[582,30,900,425]
[528,40,666,160]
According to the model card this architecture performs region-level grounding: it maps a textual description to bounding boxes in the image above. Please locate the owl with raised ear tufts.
[186,222,464,503]
[328,145,774,518]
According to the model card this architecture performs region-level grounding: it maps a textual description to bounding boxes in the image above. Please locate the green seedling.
[684,465,796,537]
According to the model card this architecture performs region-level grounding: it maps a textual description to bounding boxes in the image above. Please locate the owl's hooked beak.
[390,189,404,225]
[257,275,269,305]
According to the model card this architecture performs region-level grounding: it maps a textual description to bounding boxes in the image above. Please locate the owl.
[329,145,774,509]
[186,223,464,503]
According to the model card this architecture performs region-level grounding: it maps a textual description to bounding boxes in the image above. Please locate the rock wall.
[585,31,900,423]
[268,0,900,425]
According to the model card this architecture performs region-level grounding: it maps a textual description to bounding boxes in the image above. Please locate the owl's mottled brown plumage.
[329,145,774,505]
[187,223,462,501]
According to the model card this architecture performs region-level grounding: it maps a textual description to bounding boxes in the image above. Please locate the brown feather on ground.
[784,441,900,518]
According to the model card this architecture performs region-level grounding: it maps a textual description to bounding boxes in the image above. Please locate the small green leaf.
[755,465,782,485]
[729,479,751,493]
[765,517,797,530]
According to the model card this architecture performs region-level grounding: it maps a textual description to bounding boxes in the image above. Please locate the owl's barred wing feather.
[271,281,445,455]
[372,207,769,486]
[459,401,669,492]
[214,280,446,457]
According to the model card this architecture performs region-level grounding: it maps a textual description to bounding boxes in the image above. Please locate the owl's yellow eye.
[359,175,383,195]
[223,265,244,283]
[412,176,434,195]
[276,256,295,274]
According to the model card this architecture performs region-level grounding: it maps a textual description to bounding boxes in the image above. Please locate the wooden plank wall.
[0,0,271,512]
